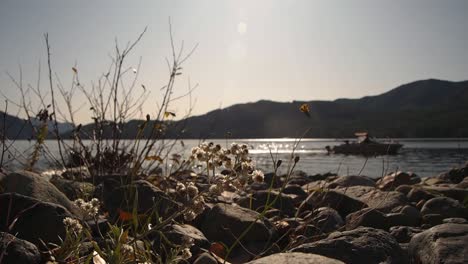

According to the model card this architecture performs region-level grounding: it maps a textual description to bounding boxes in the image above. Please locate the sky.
[1,0,468,123]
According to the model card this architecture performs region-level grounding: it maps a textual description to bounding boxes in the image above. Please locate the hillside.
[0,112,73,140]
[171,79,468,138]
[9,79,468,139]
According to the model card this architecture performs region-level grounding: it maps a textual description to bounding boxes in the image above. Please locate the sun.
[237,22,247,35]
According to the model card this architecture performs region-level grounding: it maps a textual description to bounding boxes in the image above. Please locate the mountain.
[0,112,73,140]
[8,78,468,139]
[170,79,468,138]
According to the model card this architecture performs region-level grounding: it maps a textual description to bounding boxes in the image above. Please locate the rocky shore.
[1,162,467,264]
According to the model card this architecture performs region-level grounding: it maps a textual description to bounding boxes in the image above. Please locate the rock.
[409,223,468,264]
[283,184,307,198]
[200,203,276,248]
[346,205,421,230]
[443,218,468,224]
[287,170,313,186]
[0,232,41,264]
[264,208,282,219]
[406,187,437,203]
[438,164,468,184]
[263,173,281,188]
[306,207,344,233]
[50,174,95,200]
[339,186,409,213]
[193,252,218,264]
[100,180,179,221]
[301,180,329,193]
[298,190,367,218]
[345,208,388,230]
[421,197,468,219]
[327,175,376,188]
[237,190,296,216]
[246,252,344,264]
[422,186,468,202]
[377,171,420,191]
[292,227,407,264]
[456,177,468,188]
[0,193,73,247]
[164,224,210,254]
[395,184,413,195]
[421,177,448,186]
[389,226,422,243]
[0,171,79,215]
[422,214,445,227]
[386,205,422,227]
[247,182,269,191]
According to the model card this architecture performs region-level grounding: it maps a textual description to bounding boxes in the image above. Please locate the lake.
[3,138,468,178]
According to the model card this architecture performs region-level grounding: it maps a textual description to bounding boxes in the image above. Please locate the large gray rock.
[291,227,407,264]
[406,187,437,203]
[306,207,344,233]
[389,226,422,243]
[50,174,95,200]
[168,224,208,251]
[237,190,296,216]
[438,164,468,184]
[0,232,41,264]
[385,205,422,227]
[409,223,468,264]
[0,193,73,247]
[421,197,468,219]
[200,203,276,247]
[246,252,344,264]
[0,171,79,215]
[422,186,468,202]
[456,177,468,188]
[298,190,367,218]
[282,184,308,198]
[346,205,421,230]
[338,186,409,213]
[327,175,376,188]
[345,208,388,230]
[377,171,420,191]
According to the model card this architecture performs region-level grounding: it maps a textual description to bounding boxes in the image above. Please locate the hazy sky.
[1,0,468,123]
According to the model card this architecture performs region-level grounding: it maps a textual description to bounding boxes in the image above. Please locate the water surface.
[4,138,468,178]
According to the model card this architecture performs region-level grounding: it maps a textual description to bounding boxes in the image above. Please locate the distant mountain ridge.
[0,112,73,140]
[3,79,468,139]
[169,79,468,138]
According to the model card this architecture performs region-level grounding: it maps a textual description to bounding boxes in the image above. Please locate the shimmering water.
[4,138,468,178]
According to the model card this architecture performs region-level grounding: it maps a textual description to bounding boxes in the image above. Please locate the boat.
[325,132,403,156]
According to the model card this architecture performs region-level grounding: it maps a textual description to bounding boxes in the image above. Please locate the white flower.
[63,217,83,233]
[183,210,196,221]
[230,143,240,153]
[181,248,192,259]
[74,198,99,217]
[121,244,134,255]
[176,182,186,193]
[224,158,233,169]
[251,170,264,183]
[90,198,100,207]
[187,182,199,197]
[208,184,222,195]
[192,196,205,214]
